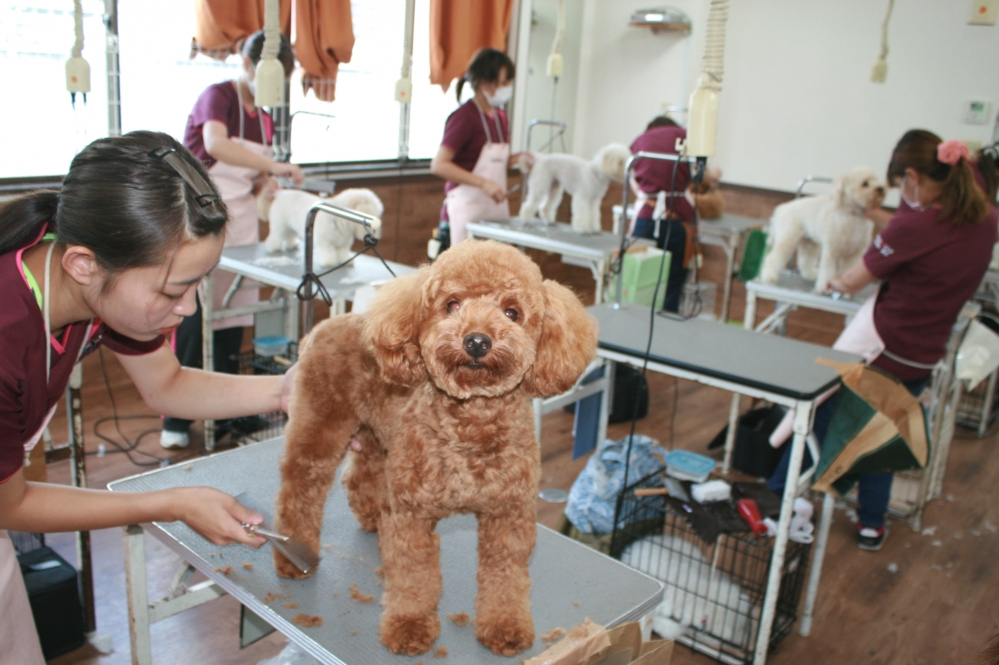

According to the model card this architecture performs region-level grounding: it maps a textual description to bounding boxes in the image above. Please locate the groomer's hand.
[171,487,267,547]
[271,161,305,187]
[480,178,507,203]
[280,363,297,414]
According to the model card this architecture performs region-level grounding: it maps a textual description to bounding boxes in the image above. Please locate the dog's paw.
[379,610,440,655]
[264,237,283,254]
[273,549,314,580]
[474,613,534,656]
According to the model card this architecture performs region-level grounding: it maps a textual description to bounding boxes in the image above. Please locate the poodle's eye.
[446,300,460,314]
[504,308,519,322]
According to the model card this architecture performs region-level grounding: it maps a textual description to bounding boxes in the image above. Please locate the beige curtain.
[193,0,292,58]
[429,0,515,91]
[295,0,355,102]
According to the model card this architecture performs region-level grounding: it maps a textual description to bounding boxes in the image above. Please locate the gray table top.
[109,438,663,665]
[218,243,414,299]
[745,272,878,316]
[590,302,861,400]
[467,219,653,260]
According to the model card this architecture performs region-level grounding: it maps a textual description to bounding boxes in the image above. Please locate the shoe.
[857,524,887,551]
[159,430,190,449]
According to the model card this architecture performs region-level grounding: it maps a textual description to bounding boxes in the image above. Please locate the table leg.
[721,394,740,474]
[753,400,813,665]
[124,525,152,665]
[799,492,834,636]
[593,259,604,305]
[744,290,758,331]
[201,272,216,452]
[979,368,998,437]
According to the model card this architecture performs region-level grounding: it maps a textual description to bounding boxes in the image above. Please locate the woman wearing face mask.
[431,48,525,246]
[768,130,998,551]
[162,30,305,449]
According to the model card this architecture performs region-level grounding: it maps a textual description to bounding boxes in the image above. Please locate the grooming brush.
[234,492,320,574]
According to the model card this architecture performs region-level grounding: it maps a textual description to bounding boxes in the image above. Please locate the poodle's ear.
[522,280,599,398]
[832,174,846,207]
[363,268,431,386]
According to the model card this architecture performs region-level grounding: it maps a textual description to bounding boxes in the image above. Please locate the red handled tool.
[737,498,768,537]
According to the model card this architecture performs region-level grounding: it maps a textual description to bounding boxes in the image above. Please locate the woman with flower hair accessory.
[769,129,998,551]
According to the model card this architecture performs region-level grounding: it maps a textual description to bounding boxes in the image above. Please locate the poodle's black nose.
[463,333,492,359]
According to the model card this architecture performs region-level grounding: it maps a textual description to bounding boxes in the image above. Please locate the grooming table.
[589,302,860,664]
[111,438,664,665]
[199,245,414,450]
[742,271,877,333]
[466,218,654,305]
[611,206,763,323]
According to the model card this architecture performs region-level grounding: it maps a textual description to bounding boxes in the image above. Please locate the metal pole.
[66,364,96,634]
[103,0,121,137]
[397,0,415,160]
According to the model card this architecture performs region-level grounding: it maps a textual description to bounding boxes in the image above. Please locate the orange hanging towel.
[295,0,355,102]
[429,0,515,91]
[192,0,291,59]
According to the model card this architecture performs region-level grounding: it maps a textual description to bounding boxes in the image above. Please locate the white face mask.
[900,174,924,211]
[485,85,513,108]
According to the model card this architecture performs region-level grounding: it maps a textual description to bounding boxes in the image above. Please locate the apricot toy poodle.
[274,239,598,657]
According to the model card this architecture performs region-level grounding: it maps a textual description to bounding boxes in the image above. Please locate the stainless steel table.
[465,218,654,305]
[612,207,764,322]
[200,245,414,449]
[110,437,664,665]
[589,302,860,664]
[742,271,877,334]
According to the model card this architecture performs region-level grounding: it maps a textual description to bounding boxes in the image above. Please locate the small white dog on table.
[760,167,886,292]
[257,187,384,267]
[518,143,632,234]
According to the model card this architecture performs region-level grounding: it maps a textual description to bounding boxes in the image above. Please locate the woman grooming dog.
[431,48,529,246]
[0,132,308,662]
[768,130,998,551]
[162,30,304,449]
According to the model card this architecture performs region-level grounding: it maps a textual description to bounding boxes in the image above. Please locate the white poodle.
[760,167,885,292]
[518,143,632,234]
[258,188,383,267]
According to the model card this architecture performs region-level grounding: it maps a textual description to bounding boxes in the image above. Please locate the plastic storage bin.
[664,450,716,483]
[617,247,671,308]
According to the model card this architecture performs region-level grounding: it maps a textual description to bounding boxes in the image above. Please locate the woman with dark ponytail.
[768,130,998,552]
[431,47,528,246]
[0,131,286,662]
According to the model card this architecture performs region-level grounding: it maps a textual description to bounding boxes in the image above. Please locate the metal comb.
[234,492,320,575]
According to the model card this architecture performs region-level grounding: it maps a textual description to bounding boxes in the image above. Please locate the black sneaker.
[857,524,887,551]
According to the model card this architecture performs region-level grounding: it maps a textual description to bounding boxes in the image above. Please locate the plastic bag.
[565,435,665,535]
[257,641,320,665]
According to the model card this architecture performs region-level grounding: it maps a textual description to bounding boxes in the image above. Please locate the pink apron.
[205,82,269,330]
[445,103,510,245]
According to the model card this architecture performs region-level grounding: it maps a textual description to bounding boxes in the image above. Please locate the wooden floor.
[33,187,999,665]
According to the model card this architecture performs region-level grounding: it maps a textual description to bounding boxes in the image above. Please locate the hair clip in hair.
[937,140,971,166]
[149,146,225,211]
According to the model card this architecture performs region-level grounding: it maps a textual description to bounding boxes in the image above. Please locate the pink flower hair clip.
[937,139,971,166]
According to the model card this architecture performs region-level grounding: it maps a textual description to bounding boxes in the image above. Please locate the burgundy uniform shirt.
[629,126,693,222]
[866,203,998,381]
[183,82,274,169]
[1,224,164,483]
[439,100,509,221]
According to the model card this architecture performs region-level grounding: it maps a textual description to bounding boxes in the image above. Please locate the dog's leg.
[813,245,837,293]
[474,501,536,656]
[542,184,563,223]
[377,511,442,655]
[341,427,386,532]
[264,215,286,253]
[759,223,803,284]
[274,381,359,578]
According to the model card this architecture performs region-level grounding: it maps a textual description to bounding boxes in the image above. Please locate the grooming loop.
[612,470,812,665]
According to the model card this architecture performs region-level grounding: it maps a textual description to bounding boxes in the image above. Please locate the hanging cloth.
[429,0,515,90]
[192,0,291,59]
[295,0,355,102]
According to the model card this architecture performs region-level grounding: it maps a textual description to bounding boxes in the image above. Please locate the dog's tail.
[516,152,537,174]
[255,187,276,222]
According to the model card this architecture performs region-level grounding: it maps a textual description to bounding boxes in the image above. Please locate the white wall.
[565,0,999,193]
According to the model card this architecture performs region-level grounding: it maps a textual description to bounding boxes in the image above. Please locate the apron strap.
[473,101,504,145]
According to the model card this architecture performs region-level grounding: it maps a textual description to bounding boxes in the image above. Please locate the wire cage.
[611,471,811,665]
[9,531,45,555]
[230,342,299,444]
[955,370,999,433]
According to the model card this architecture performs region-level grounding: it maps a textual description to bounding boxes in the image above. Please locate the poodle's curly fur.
[274,240,598,657]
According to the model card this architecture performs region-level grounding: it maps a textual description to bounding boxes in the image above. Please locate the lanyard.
[42,242,93,387]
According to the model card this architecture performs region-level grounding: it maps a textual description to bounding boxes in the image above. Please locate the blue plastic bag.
[565,434,665,534]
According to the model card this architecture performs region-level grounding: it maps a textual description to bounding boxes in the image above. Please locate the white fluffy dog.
[258,188,383,267]
[518,143,632,234]
[760,167,885,292]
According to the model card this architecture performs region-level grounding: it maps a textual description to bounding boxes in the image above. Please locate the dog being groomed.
[274,240,598,657]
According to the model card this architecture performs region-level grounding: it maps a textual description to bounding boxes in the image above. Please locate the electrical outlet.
[969,0,998,25]
[964,100,993,124]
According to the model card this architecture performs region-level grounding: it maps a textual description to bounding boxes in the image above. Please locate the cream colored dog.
[258,188,384,267]
[760,167,885,292]
[518,143,632,234]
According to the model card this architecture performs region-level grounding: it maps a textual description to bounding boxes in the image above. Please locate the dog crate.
[230,342,299,444]
[955,369,999,435]
[9,531,45,555]
[611,471,811,665]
